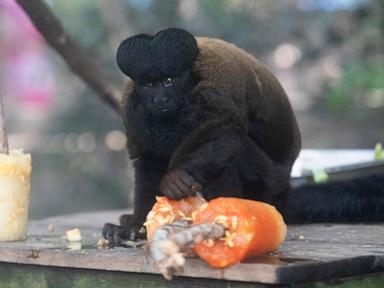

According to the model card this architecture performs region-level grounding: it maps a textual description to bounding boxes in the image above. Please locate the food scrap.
[65,228,82,242]
[96,238,109,249]
[47,224,55,233]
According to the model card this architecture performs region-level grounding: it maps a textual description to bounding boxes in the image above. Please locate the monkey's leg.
[103,154,166,246]
[236,137,291,202]
[202,165,244,200]
[196,137,289,202]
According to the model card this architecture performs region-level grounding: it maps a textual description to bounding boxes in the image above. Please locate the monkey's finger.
[162,180,183,200]
[190,177,202,191]
[113,232,121,246]
[177,171,196,187]
[191,184,202,193]
[129,228,137,241]
[161,172,186,199]
[105,232,117,247]
[102,223,122,248]
[172,175,194,197]
[102,224,109,239]
[176,171,201,196]
[188,174,202,192]
[119,226,131,239]
[119,214,133,226]
[178,180,196,197]
[102,223,116,239]
[169,182,184,199]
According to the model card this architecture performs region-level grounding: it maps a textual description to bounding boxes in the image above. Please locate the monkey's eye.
[144,82,153,89]
[162,77,174,87]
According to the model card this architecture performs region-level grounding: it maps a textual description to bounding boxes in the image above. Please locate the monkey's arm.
[103,153,165,244]
[162,89,247,198]
[122,81,144,160]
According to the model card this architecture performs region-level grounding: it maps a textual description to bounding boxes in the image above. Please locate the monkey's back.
[193,37,301,165]
[194,37,262,102]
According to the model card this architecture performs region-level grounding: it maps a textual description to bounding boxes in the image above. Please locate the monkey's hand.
[160,169,202,200]
[102,215,146,247]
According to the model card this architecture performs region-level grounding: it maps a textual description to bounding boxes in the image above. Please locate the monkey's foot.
[119,214,133,226]
[102,222,146,248]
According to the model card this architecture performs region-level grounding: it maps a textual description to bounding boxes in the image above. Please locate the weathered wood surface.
[0,210,383,285]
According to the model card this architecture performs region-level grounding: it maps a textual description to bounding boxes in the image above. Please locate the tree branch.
[15,0,122,114]
[150,220,225,280]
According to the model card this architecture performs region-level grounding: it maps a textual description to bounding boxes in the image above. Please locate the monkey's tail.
[278,173,384,224]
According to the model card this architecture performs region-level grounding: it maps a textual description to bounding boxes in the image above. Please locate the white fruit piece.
[0,149,32,241]
[65,228,82,242]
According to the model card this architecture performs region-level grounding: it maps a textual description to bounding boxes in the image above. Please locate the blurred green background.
[0,0,383,219]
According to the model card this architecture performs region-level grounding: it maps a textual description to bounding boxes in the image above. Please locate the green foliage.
[374,143,384,160]
[49,0,104,49]
[312,169,329,183]
[324,61,384,114]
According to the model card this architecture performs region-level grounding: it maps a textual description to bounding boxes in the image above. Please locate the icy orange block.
[192,197,287,268]
[144,196,206,241]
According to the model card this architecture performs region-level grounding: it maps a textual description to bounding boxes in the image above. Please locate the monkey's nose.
[153,94,170,106]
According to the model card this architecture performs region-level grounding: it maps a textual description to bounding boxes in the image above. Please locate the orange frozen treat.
[144,196,206,241]
[192,197,287,268]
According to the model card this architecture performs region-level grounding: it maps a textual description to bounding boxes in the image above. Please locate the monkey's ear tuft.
[116,29,198,79]
[152,28,198,75]
[116,34,152,80]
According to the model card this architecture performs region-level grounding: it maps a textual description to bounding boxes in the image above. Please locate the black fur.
[125,77,200,155]
[116,28,198,81]
[279,173,384,223]
[103,28,383,246]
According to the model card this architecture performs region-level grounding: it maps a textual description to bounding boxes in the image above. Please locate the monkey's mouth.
[151,106,179,117]
[160,107,177,112]
[155,104,178,113]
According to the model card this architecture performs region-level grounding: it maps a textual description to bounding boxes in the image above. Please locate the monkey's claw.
[102,223,122,248]
[160,169,202,200]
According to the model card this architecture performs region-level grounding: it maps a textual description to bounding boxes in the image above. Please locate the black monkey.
[103,28,384,246]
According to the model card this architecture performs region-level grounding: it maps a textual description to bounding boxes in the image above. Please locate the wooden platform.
[0,210,383,287]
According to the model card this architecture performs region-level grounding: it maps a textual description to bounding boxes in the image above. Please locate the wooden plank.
[2,262,384,288]
[0,262,269,288]
[0,210,383,284]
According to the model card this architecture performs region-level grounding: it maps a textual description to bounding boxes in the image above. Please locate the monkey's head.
[116,28,198,117]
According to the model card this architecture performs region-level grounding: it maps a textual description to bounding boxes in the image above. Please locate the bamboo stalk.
[0,94,9,154]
